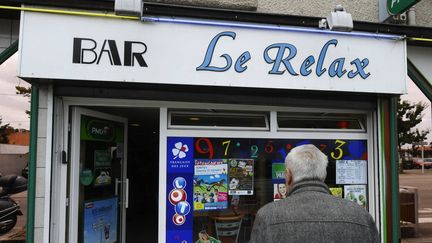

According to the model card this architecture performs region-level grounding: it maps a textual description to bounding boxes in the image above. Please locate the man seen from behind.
[250,144,379,243]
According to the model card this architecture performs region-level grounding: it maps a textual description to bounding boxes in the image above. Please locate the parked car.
[402,159,414,170]
[413,158,432,169]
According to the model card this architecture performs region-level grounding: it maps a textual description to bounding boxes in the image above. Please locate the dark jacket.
[250,180,380,243]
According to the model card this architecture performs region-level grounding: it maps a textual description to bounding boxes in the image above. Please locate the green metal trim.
[389,96,400,242]
[408,59,432,102]
[379,99,388,243]
[0,40,18,65]
[26,85,38,243]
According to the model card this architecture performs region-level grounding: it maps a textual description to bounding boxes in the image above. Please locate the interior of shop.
[83,106,160,243]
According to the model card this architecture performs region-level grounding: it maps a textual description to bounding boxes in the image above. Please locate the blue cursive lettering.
[196,31,236,72]
[348,58,370,79]
[235,51,251,73]
[328,58,347,78]
[196,32,371,80]
[263,43,298,75]
[300,55,315,76]
[316,39,338,76]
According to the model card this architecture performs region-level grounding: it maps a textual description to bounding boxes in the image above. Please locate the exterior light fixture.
[319,5,353,32]
[115,0,142,16]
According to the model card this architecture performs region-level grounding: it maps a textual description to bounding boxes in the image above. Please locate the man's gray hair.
[285,144,328,183]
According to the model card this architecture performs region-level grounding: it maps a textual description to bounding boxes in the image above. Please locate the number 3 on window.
[330,140,346,160]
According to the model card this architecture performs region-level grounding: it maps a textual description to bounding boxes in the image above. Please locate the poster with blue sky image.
[83,197,118,243]
[193,159,228,211]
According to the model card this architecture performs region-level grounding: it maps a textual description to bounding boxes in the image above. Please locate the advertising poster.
[228,159,254,195]
[94,150,111,167]
[93,150,112,187]
[329,187,343,198]
[193,159,228,211]
[94,168,112,186]
[272,163,286,182]
[83,197,118,243]
[166,137,194,243]
[344,185,367,208]
[336,160,367,184]
[273,183,288,201]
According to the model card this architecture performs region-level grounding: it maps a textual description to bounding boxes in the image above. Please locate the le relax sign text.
[19,11,407,94]
[72,32,370,80]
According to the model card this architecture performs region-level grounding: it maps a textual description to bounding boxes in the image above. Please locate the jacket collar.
[287,179,331,196]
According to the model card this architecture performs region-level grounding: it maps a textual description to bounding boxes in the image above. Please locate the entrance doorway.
[69,107,159,243]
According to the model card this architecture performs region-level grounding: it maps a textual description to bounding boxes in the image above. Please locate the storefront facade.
[16,4,407,243]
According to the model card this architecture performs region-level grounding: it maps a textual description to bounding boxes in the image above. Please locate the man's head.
[285,144,328,186]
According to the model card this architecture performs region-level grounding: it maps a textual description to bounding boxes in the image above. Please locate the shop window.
[277,112,366,131]
[166,137,369,243]
[168,110,269,130]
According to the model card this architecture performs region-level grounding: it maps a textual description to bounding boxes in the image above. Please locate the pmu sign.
[388,0,420,15]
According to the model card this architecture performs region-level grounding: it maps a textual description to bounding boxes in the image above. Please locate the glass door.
[69,107,128,243]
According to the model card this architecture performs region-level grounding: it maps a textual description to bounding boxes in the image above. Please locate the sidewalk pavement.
[402,222,432,243]
[400,169,432,243]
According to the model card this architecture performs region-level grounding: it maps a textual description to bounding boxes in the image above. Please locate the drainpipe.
[407,7,416,26]
[26,85,38,243]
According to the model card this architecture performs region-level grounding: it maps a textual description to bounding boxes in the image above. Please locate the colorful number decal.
[195,138,214,159]
[251,145,259,158]
[286,144,292,151]
[265,141,274,154]
[278,148,287,160]
[330,140,346,160]
[319,144,327,152]
[222,140,231,156]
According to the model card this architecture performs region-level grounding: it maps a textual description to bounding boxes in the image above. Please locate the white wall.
[145,0,432,27]
[0,154,28,175]
[34,84,52,243]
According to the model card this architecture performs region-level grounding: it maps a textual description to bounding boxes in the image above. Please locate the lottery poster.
[272,163,286,182]
[329,187,343,198]
[344,185,367,208]
[336,160,367,184]
[193,159,228,211]
[273,183,288,201]
[228,158,254,195]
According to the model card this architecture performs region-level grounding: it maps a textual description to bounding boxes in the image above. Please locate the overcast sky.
[0,54,30,129]
[401,77,432,143]
[0,54,431,141]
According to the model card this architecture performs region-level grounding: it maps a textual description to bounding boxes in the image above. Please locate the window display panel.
[166,137,368,243]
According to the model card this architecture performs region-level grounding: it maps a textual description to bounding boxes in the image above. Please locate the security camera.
[326,5,353,32]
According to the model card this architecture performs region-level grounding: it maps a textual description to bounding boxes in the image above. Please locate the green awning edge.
[26,85,38,243]
[0,40,18,65]
[408,58,432,102]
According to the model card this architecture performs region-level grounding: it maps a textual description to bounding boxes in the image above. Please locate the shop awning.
[0,40,18,65]
[408,45,432,102]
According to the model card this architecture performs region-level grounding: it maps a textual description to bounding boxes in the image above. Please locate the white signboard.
[336,160,367,184]
[19,11,407,94]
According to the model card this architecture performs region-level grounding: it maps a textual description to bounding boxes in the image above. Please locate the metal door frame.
[68,107,128,243]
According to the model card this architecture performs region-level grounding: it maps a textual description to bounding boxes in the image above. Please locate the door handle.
[125,178,129,209]
[115,178,120,196]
